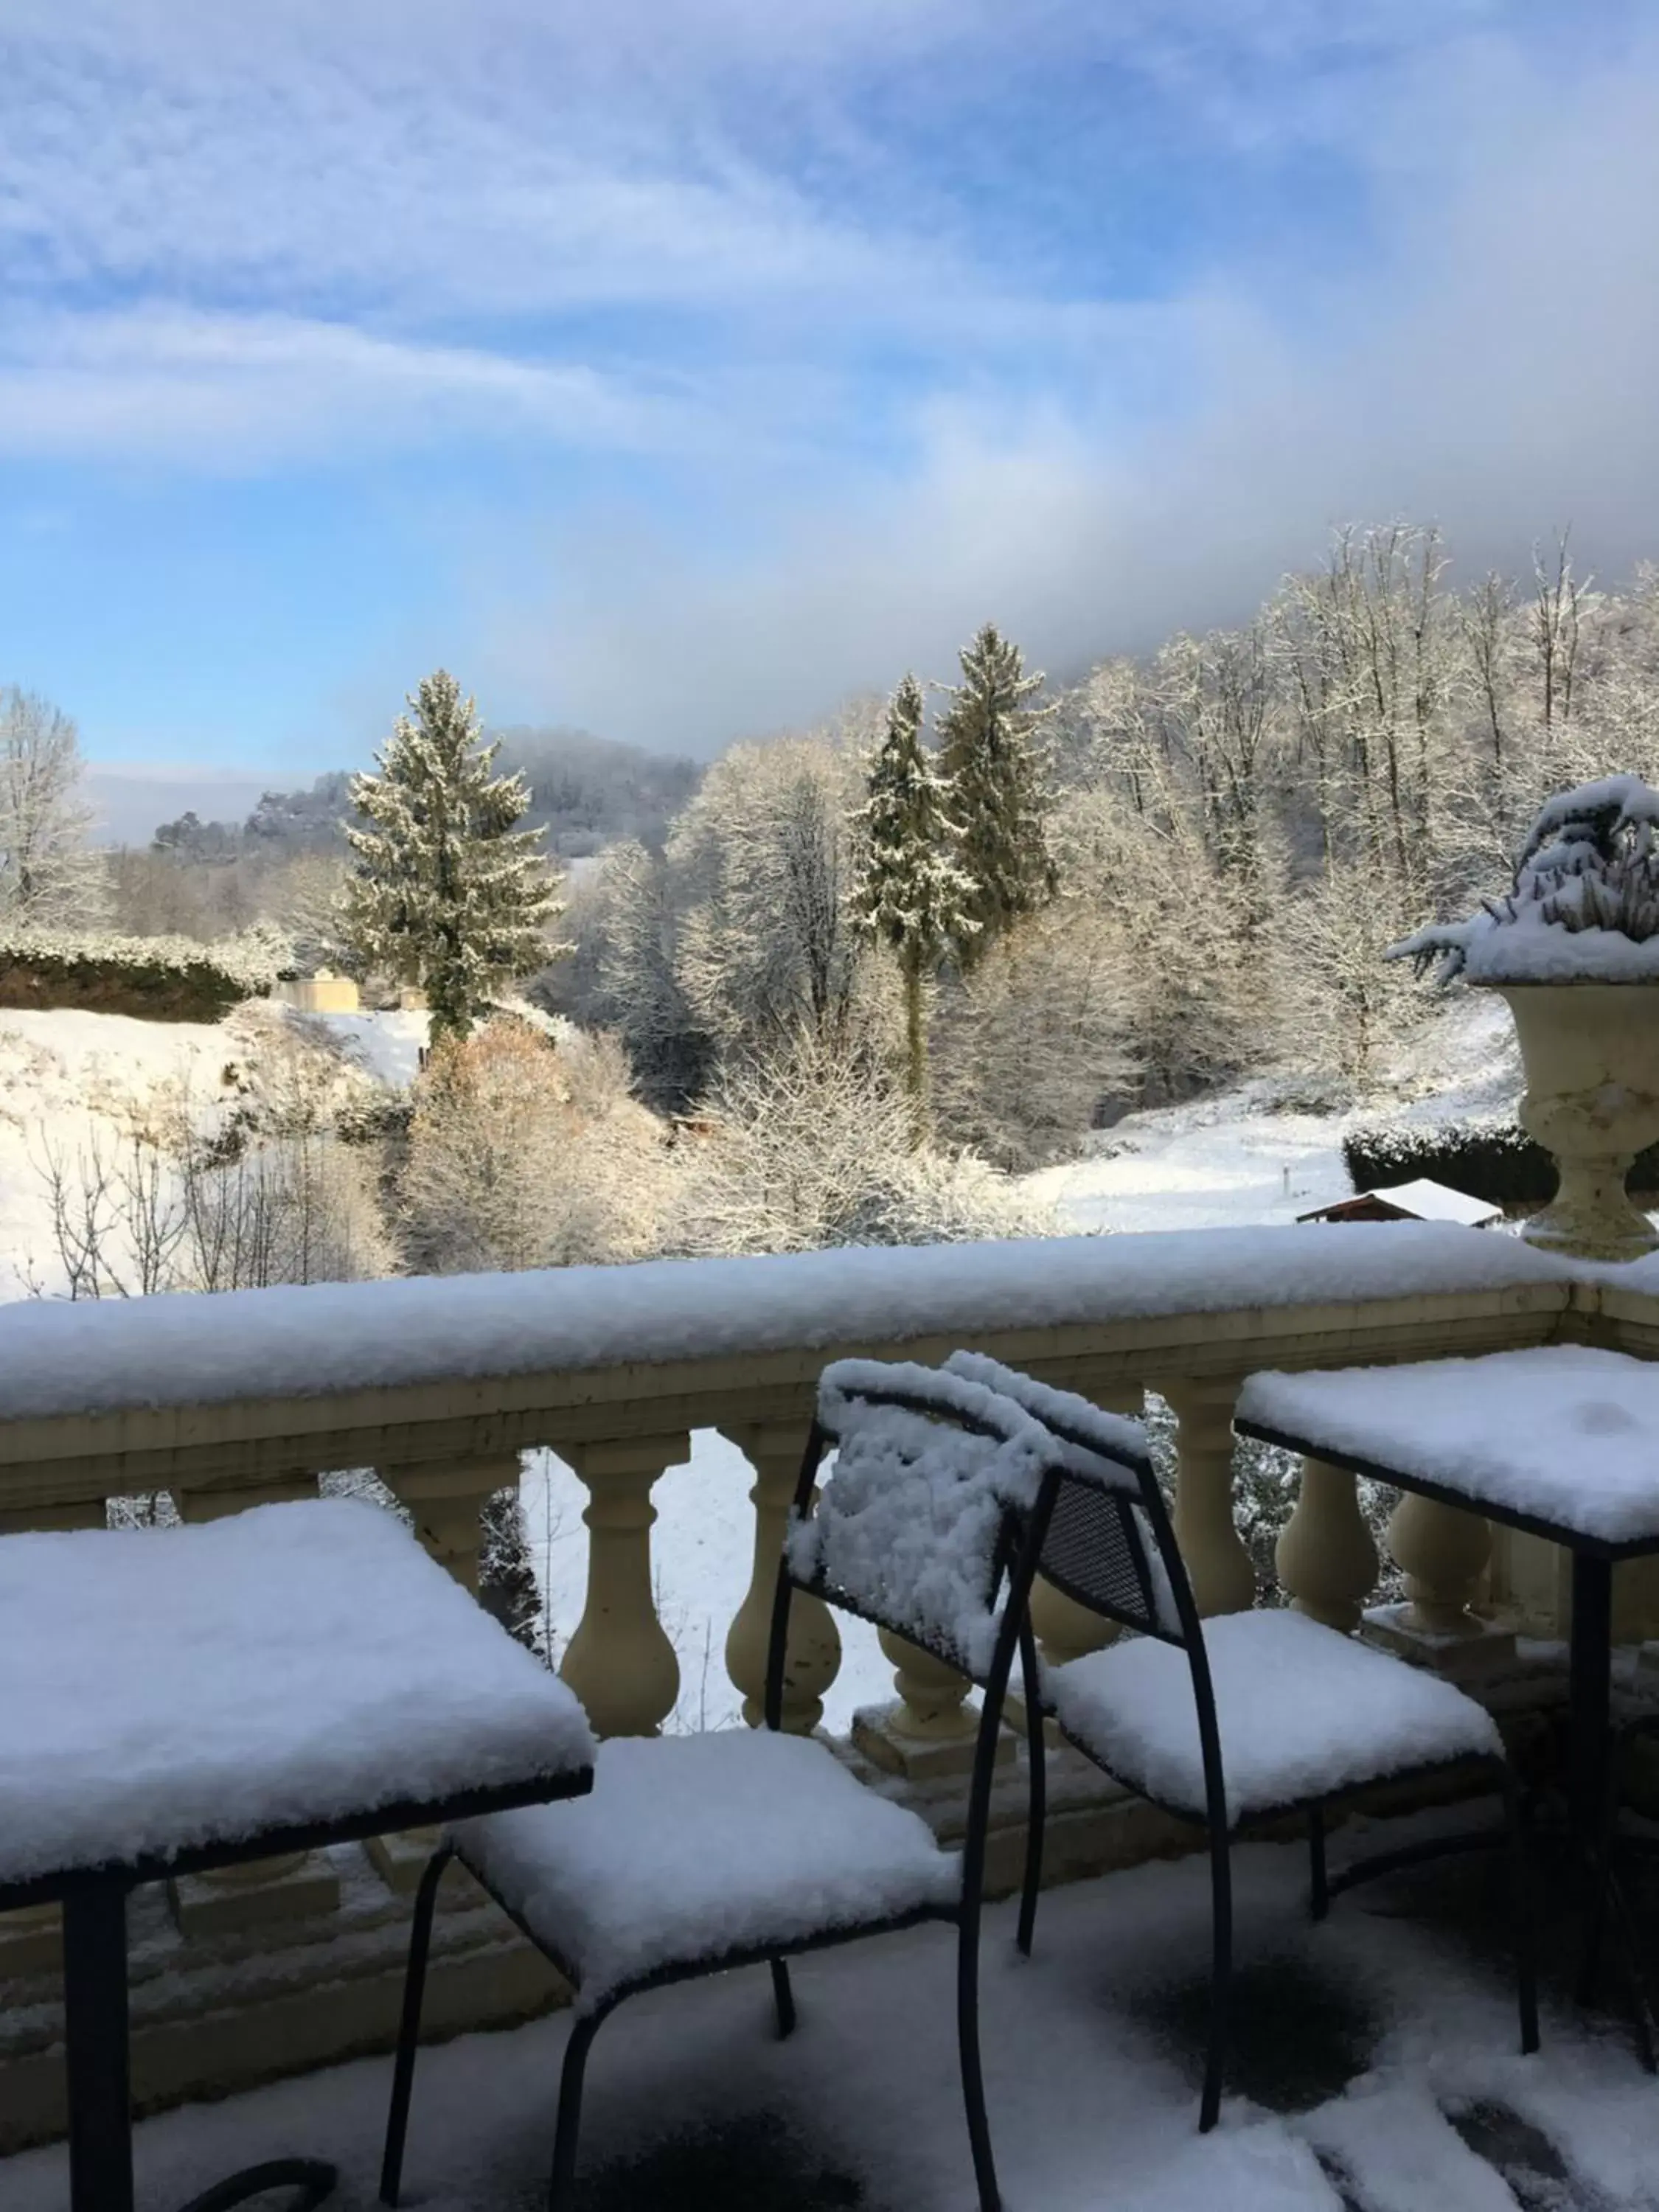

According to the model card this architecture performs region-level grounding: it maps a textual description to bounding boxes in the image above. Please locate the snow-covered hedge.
[1391,773,1659,984]
[0,927,286,1023]
[1343,1113,1659,1207]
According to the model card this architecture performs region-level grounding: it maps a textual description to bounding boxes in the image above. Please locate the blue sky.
[2,0,1658,793]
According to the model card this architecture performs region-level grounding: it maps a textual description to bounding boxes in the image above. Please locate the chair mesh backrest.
[790,1357,1056,1680]
[943,1352,1186,1645]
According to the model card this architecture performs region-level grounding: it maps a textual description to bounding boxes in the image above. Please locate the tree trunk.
[903,959,929,1147]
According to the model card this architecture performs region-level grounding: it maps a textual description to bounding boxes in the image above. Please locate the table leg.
[1568,1551,1613,1849]
[61,1877,133,2212]
[1569,1553,1659,2063]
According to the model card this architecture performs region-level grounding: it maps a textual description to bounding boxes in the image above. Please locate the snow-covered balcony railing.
[4,1220,1646,2141]
[0,1222,1590,1747]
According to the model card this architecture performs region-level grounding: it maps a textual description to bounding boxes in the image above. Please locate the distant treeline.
[151,729,702,864]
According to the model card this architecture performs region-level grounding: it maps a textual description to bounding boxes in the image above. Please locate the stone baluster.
[721,1421,841,1733]
[1164,1377,1255,1616]
[1386,1492,1492,1640]
[380,1454,523,1593]
[557,1433,687,1738]
[366,1457,524,1894]
[1366,1488,1517,1679]
[172,1478,341,1932]
[1276,1456,1379,1633]
[855,1628,991,1781]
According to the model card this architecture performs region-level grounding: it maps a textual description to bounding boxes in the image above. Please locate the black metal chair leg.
[956,1903,1001,2212]
[1016,1611,1046,1958]
[1199,1827,1234,2134]
[547,2011,602,2212]
[379,1843,452,2207]
[1308,1804,1329,1924]
[770,1956,796,2039]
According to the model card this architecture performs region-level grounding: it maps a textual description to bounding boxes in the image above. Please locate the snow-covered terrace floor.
[5,1816,1653,2212]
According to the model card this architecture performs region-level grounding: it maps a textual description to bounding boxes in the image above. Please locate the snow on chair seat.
[1047,1606,1502,1826]
[449,1730,957,2008]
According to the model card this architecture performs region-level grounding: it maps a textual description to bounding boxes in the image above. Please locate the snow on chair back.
[943,1352,1184,1644]
[787,1357,1057,1680]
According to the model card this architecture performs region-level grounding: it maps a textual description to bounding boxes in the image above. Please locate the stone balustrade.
[0,1222,1642,2143]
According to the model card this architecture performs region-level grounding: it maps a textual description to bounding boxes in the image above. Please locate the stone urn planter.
[1484,980,1659,1260]
[1393,775,1659,1264]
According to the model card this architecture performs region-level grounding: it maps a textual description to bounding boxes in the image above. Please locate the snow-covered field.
[0,1003,429,1299]
[1028,999,1522,1237]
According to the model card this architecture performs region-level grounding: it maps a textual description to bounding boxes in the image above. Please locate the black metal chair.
[379,1357,1068,2212]
[943,1349,1540,2133]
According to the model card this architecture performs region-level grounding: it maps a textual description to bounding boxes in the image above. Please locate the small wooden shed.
[1298,1178,1501,1229]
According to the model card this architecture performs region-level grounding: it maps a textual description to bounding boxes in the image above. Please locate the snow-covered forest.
[7,518,1658,1298]
[554,523,1659,1152]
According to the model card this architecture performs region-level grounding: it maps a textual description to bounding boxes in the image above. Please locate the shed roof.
[1298,1178,1501,1229]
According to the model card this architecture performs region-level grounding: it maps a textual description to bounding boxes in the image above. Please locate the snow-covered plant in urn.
[1390,774,1659,985]
[1391,773,1659,1261]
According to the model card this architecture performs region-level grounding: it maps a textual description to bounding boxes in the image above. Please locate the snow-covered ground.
[2,1822,1649,2211]
[0,1002,430,1299]
[1027,999,1522,1236]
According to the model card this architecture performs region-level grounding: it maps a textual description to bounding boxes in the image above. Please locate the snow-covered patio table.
[1236,1343,1659,2059]
[0,1497,596,2212]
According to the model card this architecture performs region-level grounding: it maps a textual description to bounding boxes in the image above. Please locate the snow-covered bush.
[669,1029,1051,1257]
[400,1016,667,1273]
[1392,773,1659,984]
[28,1005,396,1298]
[0,925,286,1022]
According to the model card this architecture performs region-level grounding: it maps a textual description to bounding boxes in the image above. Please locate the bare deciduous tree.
[669,733,869,1060]
[0,687,108,928]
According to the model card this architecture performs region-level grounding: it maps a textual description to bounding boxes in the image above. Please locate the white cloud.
[0,309,698,466]
[490,24,1659,753]
[5,1,1657,759]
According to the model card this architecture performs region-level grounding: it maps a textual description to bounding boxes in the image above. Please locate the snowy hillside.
[0,1004,429,1301]
[1025,997,1523,1235]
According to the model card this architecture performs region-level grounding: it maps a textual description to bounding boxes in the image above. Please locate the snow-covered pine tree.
[853,672,975,1124]
[936,623,1055,965]
[345,671,561,1043]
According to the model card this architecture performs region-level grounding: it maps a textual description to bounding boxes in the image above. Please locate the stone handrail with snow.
[0,1220,1582,1746]
[1391,773,1659,984]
